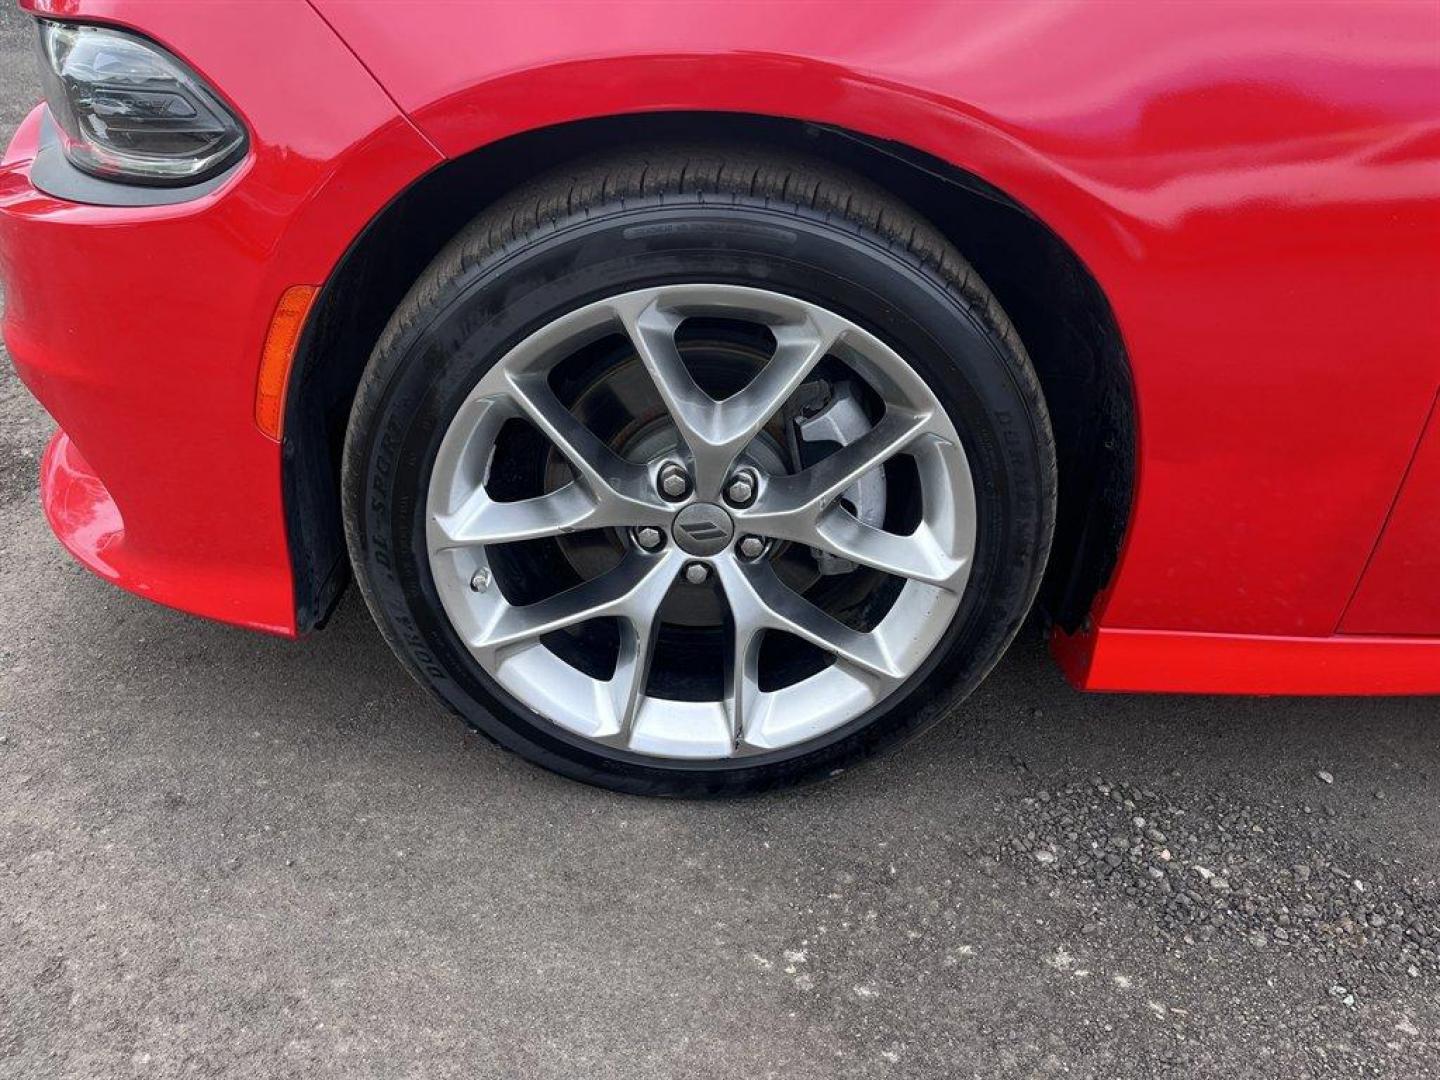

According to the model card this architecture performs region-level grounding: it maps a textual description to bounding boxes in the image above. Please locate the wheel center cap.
[672,503,735,556]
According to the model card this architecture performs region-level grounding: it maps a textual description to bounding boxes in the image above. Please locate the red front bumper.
[1,1,442,637]
[2,105,298,634]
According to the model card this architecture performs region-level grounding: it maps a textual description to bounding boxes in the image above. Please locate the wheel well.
[283,112,1135,633]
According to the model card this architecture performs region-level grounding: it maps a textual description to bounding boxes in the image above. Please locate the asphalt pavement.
[2,9,1439,1077]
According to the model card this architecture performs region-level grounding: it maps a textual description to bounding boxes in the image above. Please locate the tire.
[342,144,1056,797]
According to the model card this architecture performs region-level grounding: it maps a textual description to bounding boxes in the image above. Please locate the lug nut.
[683,561,711,585]
[658,462,690,501]
[634,526,664,551]
[725,469,756,508]
[737,535,766,560]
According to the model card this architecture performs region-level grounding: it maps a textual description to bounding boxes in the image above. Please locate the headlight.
[34,20,246,186]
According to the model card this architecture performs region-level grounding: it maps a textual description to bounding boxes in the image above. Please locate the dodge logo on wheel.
[672,504,734,556]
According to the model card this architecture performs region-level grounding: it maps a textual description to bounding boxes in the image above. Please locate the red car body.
[3,0,1438,694]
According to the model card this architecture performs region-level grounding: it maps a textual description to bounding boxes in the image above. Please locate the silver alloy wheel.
[425,284,976,760]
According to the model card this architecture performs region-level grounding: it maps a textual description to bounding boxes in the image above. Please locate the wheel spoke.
[740,409,941,584]
[807,512,969,591]
[435,371,669,550]
[608,613,662,744]
[503,370,664,520]
[614,296,842,493]
[614,297,724,487]
[604,558,679,744]
[470,550,679,662]
[722,617,764,750]
[712,315,844,461]
[713,557,903,686]
[752,409,930,520]
[433,480,600,548]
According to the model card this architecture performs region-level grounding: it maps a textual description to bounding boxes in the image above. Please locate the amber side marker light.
[255,285,318,440]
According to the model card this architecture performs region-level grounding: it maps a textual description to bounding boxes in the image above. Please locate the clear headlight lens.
[35,19,246,186]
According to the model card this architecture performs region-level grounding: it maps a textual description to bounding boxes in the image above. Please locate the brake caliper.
[790,381,887,575]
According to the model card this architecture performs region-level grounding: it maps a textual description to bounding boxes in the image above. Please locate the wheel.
[342,145,1055,796]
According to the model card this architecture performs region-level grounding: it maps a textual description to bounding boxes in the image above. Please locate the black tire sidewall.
[346,200,1052,796]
